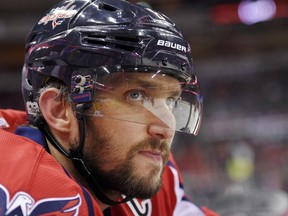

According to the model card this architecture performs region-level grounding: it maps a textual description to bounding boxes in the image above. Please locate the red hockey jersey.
[0,109,218,216]
[0,129,103,215]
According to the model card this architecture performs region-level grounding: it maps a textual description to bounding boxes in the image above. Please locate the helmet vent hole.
[99,3,118,12]
[82,34,139,52]
[83,35,108,46]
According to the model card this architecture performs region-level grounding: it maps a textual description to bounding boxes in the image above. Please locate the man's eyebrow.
[131,78,158,88]
[130,78,181,89]
[131,78,182,96]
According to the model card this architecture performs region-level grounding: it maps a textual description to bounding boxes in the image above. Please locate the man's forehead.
[104,72,181,90]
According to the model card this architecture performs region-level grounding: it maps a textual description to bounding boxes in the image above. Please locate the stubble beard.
[77,119,170,199]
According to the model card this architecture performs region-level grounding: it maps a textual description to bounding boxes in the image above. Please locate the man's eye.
[127,90,145,101]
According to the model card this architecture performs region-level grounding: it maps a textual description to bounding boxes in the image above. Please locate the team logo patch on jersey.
[38,1,77,29]
[0,184,81,216]
[127,198,152,216]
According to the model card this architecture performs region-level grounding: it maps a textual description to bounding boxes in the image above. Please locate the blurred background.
[1,0,288,215]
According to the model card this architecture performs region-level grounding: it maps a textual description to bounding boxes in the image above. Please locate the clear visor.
[72,69,202,135]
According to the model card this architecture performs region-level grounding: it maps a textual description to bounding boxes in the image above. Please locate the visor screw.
[73,86,81,94]
[181,63,187,71]
[74,75,86,86]
[28,92,33,100]
[162,58,168,66]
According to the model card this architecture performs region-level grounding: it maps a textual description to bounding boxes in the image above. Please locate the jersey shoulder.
[0,109,27,132]
[0,129,103,215]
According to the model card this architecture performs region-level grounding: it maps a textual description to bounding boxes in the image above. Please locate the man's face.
[80,72,181,199]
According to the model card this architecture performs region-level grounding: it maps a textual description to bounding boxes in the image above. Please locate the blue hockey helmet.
[22,0,202,135]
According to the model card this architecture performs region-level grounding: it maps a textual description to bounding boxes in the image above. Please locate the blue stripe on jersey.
[166,160,174,168]
[62,166,73,178]
[81,186,95,216]
[15,126,48,150]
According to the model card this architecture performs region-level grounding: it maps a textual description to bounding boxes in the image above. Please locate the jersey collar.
[15,126,49,151]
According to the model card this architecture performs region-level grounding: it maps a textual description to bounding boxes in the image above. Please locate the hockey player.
[0,0,218,215]
[0,108,218,215]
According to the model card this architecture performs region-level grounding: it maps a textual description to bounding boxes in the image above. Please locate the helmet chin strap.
[35,111,134,206]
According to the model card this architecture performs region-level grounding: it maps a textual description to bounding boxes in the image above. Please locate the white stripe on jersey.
[169,165,205,216]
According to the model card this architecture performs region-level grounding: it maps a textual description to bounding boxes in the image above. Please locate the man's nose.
[146,99,175,140]
[147,124,174,140]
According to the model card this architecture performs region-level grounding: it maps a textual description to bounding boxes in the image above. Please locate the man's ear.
[39,88,76,135]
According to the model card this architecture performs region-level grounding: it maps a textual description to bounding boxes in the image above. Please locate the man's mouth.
[138,150,163,162]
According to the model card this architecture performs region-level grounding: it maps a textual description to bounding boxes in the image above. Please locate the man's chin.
[126,169,163,199]
[132,179,163,199]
